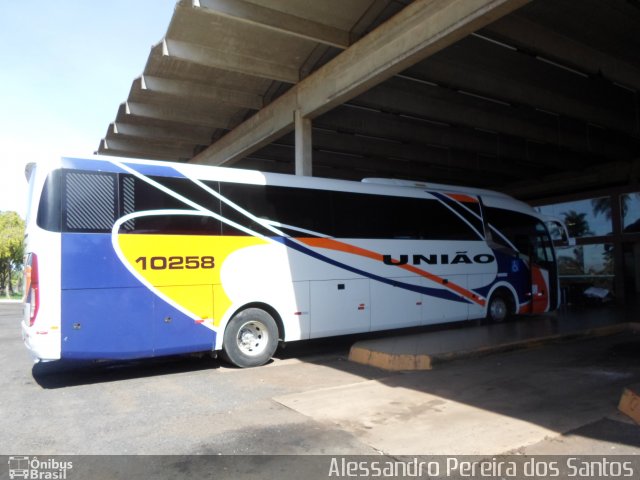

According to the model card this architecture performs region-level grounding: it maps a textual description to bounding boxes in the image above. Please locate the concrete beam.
[314,104,598,170]
[407,35,637,136]
[304,129,539,180]
[504,159,640,200]
[114,105,219,142]
[97,141,162,161]
[484,14,640,92]
[110,122,212,146]
[106,129,199,153]
[191,0,531,166]
[242,153,505,186]
[317,106,595,172]
[250,144,507,187]
[124,101,233,130]
[349,0,394,40]
[517,0,640,68]
[162,38,299,84]
[141,75,263,110]
[355,78,636,162]
[294,110,313,176]
[98,137,195,160]
[192,0,350,49]
[128,79,247,127]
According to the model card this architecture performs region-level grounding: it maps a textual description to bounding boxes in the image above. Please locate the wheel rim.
[236,320,269,357]
[490,298,508,322]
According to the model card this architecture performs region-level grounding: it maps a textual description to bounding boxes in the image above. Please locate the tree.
[591,197,614,221]
[560,210,593,277]
[562,210,593,238]
[0,211,25,297]
[592,193,640,224]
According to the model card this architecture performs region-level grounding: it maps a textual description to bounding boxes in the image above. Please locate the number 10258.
[135,256,215,270]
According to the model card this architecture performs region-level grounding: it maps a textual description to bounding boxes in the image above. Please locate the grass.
[2,293,23,301]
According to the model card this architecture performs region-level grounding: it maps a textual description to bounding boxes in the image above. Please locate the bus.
[23,156,562,368]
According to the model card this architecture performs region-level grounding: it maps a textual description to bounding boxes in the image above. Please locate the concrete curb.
[618,383,640,425]
[348,322,640,372]
[349,347,433,370]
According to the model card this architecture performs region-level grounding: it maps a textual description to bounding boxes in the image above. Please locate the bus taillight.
[24,253,39,326]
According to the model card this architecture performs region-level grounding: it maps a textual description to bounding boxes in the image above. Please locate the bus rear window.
[36,170,62,232]
[36,170,118,233]
[62,171,117,232]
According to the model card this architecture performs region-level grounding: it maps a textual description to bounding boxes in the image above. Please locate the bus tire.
[486,292,510,323]
[221,308,278,368]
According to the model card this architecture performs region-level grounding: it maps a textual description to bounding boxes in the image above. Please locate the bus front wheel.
[486,292,510,323]
[221,308,278,368]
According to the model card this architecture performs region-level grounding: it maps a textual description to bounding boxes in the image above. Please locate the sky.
[0,1,176,218]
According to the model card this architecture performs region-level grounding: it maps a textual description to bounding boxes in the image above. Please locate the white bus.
[23,156,560,368]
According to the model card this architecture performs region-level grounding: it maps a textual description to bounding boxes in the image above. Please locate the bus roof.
[361,177,512,199]
[56,155,541,219]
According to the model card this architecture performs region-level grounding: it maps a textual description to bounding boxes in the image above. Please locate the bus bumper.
[21,319,61,362]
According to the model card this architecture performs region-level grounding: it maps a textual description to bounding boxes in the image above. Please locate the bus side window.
[331,192,478,240]
[485,207,537,254]
[118,175,223,235]
[62,171,117,233]
[219,183,334,237]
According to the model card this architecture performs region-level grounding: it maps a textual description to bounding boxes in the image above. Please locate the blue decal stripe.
[277,237,470,304]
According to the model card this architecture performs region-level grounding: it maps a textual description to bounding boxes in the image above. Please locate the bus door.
[527,223,559,313]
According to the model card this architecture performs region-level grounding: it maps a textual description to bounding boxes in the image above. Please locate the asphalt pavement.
[1,301,639,478]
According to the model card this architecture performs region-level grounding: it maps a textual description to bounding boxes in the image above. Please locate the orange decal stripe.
[299,237,485,306]
[446,193,478,203]
[302,237,383,262]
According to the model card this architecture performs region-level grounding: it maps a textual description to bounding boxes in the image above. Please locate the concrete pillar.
[294,110,312,176]
[611,193,626,302]
[634,243,640,294]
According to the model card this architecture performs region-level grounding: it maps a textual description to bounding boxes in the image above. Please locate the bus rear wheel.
[486,293,510,323]
[221,308,278,368]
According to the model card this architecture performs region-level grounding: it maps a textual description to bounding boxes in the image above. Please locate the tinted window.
[45,171,224,235]
[43,169,481,241]
[36,170,62,232]
[332,191,478,240]
[486,207,539,252]
[118,175,222,235]
[219,183,333,236]
[63,171,117,232]
[430,193,484,237]
[127,214,222,235]
[145,176,220,212]
[219,184,478,240]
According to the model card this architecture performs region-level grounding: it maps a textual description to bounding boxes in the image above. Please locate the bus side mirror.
[25,162,36,182]
[545,218,574,248]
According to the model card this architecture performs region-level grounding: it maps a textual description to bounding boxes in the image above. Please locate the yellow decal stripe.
[117,234,266,325]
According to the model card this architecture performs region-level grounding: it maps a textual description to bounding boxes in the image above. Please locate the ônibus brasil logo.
[8,456,73,479]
